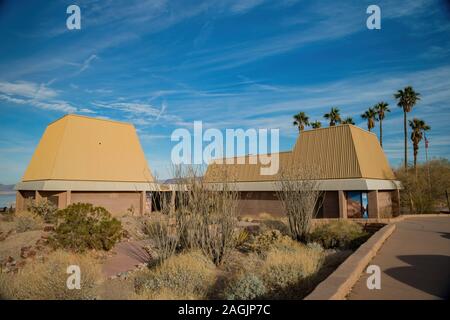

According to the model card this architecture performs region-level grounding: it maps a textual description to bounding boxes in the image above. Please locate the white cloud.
[0,81,58,99]
[230,0,265,14]
[0,81,77,113]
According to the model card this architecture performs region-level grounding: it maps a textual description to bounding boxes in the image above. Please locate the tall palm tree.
[323,107,341,126]
[311,120,322,129]
[409,118,430,172]
[374,102,390,147]
[361,107,377,132]
[293,112,310,132]
[394,86,421,170]
[341,117,355,125]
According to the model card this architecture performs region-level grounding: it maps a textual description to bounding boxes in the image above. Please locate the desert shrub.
[27,198,57,223]
[224,273,267,300]
[15,211,44,232]
[143,217,181,262]
[308,220,370,250]
[160,165,239,266]
[259,219,290,235]
[0,250,102,300]
[259,243,324,299]
[395,159,450,214]
[234,229,249,248]
[242,230,293,254]
[275,165,324,243]
[51,203,122,252]
[134,251,216,299]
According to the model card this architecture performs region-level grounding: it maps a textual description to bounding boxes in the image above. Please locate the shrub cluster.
[134,251,216,299]
[242,230,292,254]
[224,239,325,299]
[27,198,57,223]
[0,250,102,300]
[308,220,370,250]
[15,211,44,233]
[224,273,267,300]
[395,159,450,214]
[51,203,122,252]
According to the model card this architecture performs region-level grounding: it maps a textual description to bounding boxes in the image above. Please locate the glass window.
[347,191,369,219]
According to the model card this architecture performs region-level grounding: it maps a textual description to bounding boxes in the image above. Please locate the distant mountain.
[0,184,15,192]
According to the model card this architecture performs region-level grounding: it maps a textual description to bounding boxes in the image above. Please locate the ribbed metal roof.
[22,114,154,183]
[204,125,396,182]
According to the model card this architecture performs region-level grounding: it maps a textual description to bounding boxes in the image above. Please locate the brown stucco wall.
[70,191,141,216]
[237,190,340,219]
[378,191,394,218]
[237,191,285,218]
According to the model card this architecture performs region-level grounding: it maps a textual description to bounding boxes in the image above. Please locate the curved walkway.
[102,239,152,278]
[348,216,450,300]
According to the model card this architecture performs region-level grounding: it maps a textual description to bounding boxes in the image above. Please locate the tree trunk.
[414,142,418,176]
[380,119,383,147]
[404,111,408,171]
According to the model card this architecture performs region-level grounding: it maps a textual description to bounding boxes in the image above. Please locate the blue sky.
[0,0,449,183]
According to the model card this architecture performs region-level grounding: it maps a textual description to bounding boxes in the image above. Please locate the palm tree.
[311,120,322,129]
[323,107,341,126]
[341,117,355,125]
[293,112,310,132]
[409,118,430,172]
[394,86,421,170]
[361,108,376,132]
[374,102,390,147]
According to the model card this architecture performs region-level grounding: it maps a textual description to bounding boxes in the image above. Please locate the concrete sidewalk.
[348,217,450,300]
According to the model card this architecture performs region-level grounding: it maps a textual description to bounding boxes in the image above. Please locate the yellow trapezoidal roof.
[22,114,154,183]
[204,124,395,182]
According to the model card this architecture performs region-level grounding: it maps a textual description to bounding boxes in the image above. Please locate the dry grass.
[134,251,217,300]
[259,241,325,298]
[0,250,103,300]
[14,211,45,233]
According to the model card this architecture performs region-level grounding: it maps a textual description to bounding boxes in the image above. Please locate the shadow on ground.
[384,255,450,299]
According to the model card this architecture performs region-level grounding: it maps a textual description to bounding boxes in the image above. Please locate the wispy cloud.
[74,54,99,75]
[229,0,265,14]
[0,80,95,113]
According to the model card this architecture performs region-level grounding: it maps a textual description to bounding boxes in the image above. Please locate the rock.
[21,246,37,259]
[43,226,54,232]
[6,256,14,263]
[35,238,48,246]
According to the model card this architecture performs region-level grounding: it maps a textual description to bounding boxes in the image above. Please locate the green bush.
[224,273,267,300]
[134,251,216,299]
[308,221,370,250]
[51,203,122,252]
[27,198,57,223]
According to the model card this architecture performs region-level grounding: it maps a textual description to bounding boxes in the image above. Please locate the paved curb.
[305,223,396,300]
